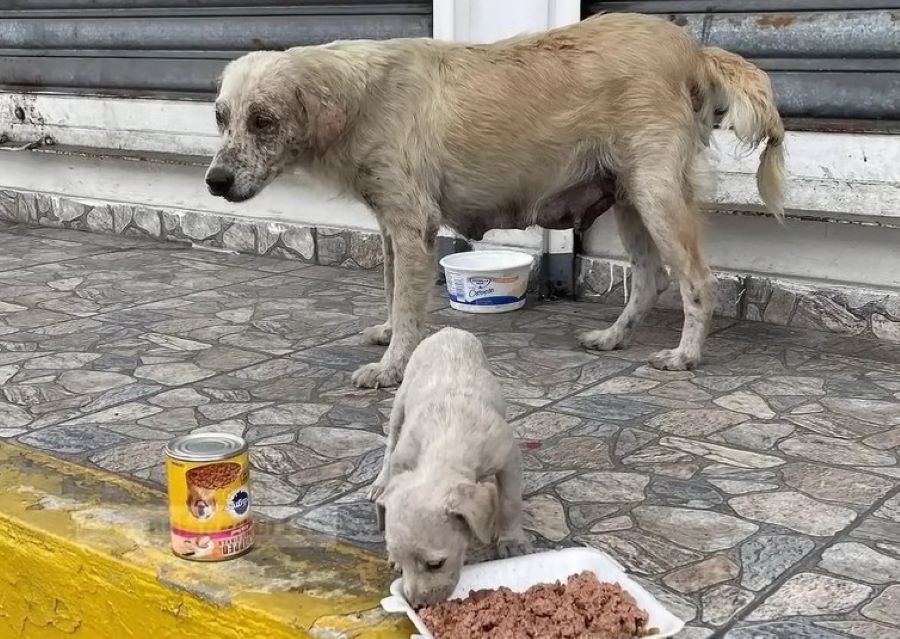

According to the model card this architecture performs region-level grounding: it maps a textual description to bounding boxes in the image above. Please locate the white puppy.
[368,327,529,607]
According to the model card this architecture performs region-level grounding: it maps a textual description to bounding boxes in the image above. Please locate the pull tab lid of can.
[166,433,248,461]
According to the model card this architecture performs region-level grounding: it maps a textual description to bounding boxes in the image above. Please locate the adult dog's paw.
[578,328,625,351]
[649,348,698,371]
[352,362,404,389]
[360,322,392,346]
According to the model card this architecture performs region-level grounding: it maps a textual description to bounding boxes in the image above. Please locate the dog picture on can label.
[186,484,217,520]
[185,462,241,521]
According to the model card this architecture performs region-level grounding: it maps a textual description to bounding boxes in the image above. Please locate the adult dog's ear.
[444,481,499,545]
[295,86,347,153]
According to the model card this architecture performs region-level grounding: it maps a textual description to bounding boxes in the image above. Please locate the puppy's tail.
[700,46,786,221]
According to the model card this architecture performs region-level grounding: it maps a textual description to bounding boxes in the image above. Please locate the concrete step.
[0,442,410,639]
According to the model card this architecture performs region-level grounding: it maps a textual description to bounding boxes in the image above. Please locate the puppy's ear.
[295,86,347,153]
[445,481,499,545]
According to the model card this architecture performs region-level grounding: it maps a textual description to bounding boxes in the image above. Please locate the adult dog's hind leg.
[626,151,716,370]
[579,202,669,351]
[361,225,394,346]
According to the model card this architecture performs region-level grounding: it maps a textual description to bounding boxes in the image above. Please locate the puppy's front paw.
[496,533,531,559]
[578,328,625,352]
[367,468,389,503]
[650,348,698,371]
[360,322,392,346]
[366,482,385,503]
[352,362,403,389]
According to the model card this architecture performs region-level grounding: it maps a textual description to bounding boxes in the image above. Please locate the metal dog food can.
[165,433,253,561]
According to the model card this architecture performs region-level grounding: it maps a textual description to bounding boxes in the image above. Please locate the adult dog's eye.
[426,559,446,571]
[253,114,274,131]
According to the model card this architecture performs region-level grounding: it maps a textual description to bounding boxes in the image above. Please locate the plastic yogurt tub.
[439,250,534,314]
[381,547,685,638]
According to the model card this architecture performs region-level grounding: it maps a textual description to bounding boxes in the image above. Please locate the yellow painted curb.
[0,442,413,638]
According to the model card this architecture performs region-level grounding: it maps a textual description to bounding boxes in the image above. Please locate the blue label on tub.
[449,293,525,306]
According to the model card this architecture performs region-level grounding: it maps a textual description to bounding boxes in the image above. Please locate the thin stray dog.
[206,12,785,388]
[367,327,529,607]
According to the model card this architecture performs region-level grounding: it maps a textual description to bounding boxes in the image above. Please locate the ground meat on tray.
[418,571,649,639]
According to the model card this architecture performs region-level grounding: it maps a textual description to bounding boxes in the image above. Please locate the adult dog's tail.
[701,46,786,220]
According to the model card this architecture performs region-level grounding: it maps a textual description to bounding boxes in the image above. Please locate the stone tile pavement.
[1,220,898,638]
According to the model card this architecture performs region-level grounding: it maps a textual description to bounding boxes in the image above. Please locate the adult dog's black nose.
[206,167,234,196]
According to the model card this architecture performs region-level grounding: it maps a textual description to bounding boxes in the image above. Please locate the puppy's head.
[381,474,499,607]
[186,485,217,521]
[205,48,353,202]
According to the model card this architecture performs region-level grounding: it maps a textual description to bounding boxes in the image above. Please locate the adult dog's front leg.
[580,203,668,351]
[352,223,435,388]
[361,226,394,346]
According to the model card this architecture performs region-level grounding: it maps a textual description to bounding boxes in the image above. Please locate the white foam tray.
[381,547,685,638]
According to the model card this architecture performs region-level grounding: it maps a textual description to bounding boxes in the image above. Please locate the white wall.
[582,130,900,289]
[0,148,378,231]
[434,0,579,42]
[710,131,899,221]
[0,92,382,231]
[588,211,900,290]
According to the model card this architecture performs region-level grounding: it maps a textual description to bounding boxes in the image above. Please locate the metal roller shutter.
[582,1,900,129]
[0,1,433,98]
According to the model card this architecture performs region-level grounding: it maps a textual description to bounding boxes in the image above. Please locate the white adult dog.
[205,12,785,388]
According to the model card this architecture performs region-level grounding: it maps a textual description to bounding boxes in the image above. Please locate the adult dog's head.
[205,47,361,202]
